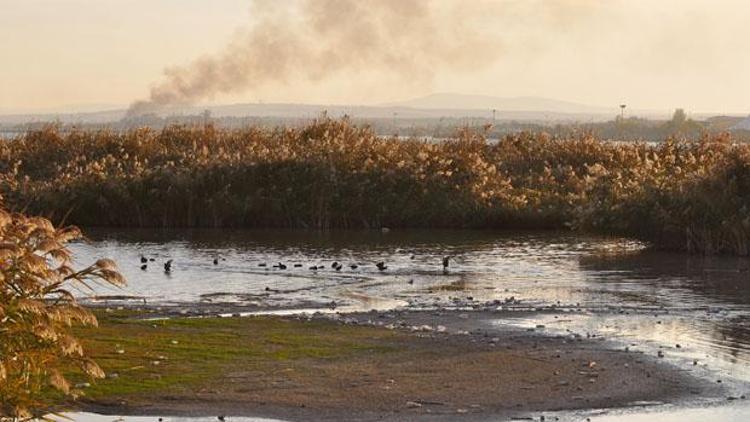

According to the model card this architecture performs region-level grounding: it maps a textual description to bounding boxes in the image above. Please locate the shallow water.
[69,228,750,419]
[72,229,646,309]
[57,403,750,422]
[55,413,284,422]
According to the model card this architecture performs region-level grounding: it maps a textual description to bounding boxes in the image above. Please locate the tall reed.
[0,119,748,254]
[0,209,125,419]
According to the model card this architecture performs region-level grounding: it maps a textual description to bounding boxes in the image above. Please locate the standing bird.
[164,259,173,274]
[376,262,387,271]
[442,256,450,273]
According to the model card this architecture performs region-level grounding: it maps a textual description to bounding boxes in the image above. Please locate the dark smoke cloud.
[126,0,602,117]
[127,0,497,116]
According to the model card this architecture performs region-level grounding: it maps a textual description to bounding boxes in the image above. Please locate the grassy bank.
[1,119,749,254]
[61,310,700,419]
[63,310,397,403]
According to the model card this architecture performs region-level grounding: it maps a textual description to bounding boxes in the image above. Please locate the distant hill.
[0,93,688,126]
[382,93,617,114]
[732,116,750,131]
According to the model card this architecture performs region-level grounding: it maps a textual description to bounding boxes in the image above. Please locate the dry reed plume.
[0,119,748,254]
[0,209,125,419]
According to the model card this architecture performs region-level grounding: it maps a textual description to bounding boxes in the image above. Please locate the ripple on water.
[72,228,750,385]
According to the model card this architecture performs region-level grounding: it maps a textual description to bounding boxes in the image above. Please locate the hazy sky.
[1,0,749,114]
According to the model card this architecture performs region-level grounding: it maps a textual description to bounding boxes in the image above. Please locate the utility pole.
[619,104,627,120]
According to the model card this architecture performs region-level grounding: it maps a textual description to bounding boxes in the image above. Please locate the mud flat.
[69,306,725,421]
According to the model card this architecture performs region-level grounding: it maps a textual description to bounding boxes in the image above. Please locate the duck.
[140,255,148,264]
[164,259,173,273]
[140,264,147,271]
[349,263,358,270]
[213,258,219,265]
[376,262,387,271]
[442,256,450,273]
[274,262,287,270]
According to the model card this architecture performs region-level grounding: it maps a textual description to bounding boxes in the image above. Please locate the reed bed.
[0,119,748,255]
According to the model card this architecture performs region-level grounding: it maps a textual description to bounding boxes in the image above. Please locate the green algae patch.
[66,311,398,403]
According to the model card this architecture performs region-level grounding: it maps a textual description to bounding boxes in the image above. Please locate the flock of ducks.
[138,255,452,274]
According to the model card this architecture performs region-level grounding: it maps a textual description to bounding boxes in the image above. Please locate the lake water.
[68,228,750,420]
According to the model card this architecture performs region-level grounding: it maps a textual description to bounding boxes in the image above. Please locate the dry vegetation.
[0,119,748,254]
[0,210,124,420]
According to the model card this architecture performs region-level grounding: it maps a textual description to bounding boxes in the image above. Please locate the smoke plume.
[126,0,499,116]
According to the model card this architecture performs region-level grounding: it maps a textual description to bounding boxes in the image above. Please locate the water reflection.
[70,228,750,384]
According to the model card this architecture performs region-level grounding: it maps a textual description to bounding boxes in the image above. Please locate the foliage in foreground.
[0,210,125,420]
[0,119,749,254]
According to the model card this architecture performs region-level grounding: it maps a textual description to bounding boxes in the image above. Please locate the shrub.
[0,209,125,420]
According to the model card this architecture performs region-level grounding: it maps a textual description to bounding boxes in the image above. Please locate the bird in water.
[140,255,148,264]
[331,261,339,269]
[442,256,450,273]
[294,263,303,268]
[376,262,387,271]
[350,263,358,270]
[310,265,319,271]
[274,262,287,270]
[258,263,267,267]
[140,264,147,271]
[333,262,343,271]
[164,259,173,274]
[213,258,219,265]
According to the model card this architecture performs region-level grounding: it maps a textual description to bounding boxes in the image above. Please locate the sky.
[1,0,749,115]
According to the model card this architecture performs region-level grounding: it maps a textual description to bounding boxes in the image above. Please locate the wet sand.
[78,305,725,421]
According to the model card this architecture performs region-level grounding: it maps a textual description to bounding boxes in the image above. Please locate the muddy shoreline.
[74,301,731,421]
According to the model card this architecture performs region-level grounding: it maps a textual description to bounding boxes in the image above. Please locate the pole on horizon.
[492,108,497,123]
[620,104,627,120]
